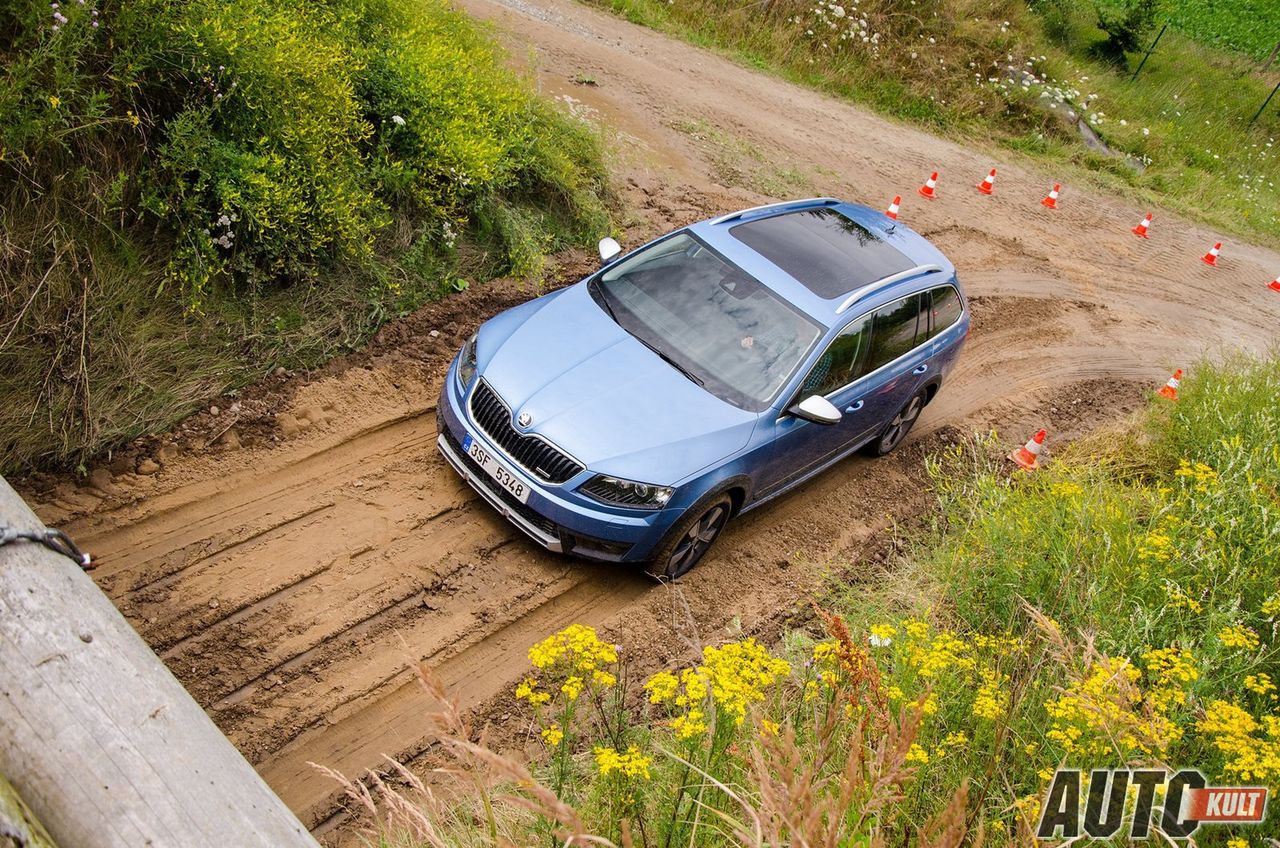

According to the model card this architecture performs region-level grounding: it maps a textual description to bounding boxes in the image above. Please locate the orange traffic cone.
[1132,213,1153,239]
[1157,369,1182,401]
[886,195,901,220]
[976,168,996,195]
[1041,183,1061,209]
[918,171,939,200]
[1269,276,1280,293]
[1009,429,1047,471]
[1201,242,1222,266]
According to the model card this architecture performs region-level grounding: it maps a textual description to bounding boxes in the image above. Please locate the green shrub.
[0,0,610,473]
[1093,0,1164,62]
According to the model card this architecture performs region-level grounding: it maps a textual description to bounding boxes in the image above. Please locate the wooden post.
[0,771,58,848]
[0,478,321,848]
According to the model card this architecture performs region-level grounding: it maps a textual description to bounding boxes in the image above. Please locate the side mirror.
[598,237,622,265]
[788,395,842,425]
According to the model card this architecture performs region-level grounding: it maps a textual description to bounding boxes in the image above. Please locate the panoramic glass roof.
[729,208,914,299]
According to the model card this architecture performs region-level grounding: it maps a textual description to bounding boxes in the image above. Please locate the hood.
[477,283,757,483]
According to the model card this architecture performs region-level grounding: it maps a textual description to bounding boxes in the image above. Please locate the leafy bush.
[0,0,609,472]
[1093,0,1164,62]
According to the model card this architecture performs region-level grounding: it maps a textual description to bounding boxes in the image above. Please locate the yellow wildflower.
[909,692,939,716]
[49,95,60,109]
[541,726,564,746]
[1045,656,1180,758]
[761,719,780,737]
[515,676,551,706]
[698,638,789,723]
[812,641,839,663]
[127,110,140,127]
[1261,596,1280,617]
[528,624,618,671]
[1219,625,1261,651]
[908,629,975,678]
[594,745,652,780]
[1244,672,1275,698]
[670,708,708,739]
[644,671,678,704]
[972,668,1007,720]
[1197,701,1280,782]
[869,623,896,646]
[592,669,617,687]
[905,743,930,765]
[561,676,584,701]
[903,617,930,640]
[1166,584,1204,613]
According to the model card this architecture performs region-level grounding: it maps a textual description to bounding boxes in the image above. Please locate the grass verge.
[575,0,1280,245]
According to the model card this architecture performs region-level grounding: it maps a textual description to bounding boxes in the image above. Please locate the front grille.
[442,426,560,537]
[469,381,584,484]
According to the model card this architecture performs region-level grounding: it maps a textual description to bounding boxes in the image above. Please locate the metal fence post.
[1251,80,1280,127]
[1131,22,1167,82]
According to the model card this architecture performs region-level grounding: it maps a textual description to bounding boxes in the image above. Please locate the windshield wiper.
[633,335,705,386]
[590,279,703,386]
[589,278,619,323]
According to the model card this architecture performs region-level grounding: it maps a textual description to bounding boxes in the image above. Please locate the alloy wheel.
[665,502,729,578]
[879,394,923,454]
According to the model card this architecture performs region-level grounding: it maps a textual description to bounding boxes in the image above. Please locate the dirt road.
[25,0,1280,836]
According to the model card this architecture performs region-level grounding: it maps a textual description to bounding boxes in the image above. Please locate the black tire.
[645,493,733,581]
[863,389,927,457]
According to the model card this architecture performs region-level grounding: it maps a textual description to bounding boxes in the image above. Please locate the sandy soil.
[22,0,1280,836]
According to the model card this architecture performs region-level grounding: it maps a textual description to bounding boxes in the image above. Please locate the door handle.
[845,400,864,413]
[913,364,929,375]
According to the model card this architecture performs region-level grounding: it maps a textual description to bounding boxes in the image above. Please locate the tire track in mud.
[56,293,1145,830]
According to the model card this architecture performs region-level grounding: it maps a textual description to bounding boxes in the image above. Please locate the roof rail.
[709,197,841,226]
[834,264,944,315]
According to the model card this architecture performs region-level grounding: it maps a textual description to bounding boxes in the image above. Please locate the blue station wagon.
[437,197,969,579]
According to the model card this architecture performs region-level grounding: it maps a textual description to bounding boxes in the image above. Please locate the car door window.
[926,285,962,340]
[866,293,922,371]
[798,314,871,397]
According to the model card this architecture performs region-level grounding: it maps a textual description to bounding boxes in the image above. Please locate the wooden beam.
[0,771,58,847]
[0,479,321,848]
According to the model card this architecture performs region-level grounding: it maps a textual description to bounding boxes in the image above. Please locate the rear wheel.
[645,493,732,581]
[863,390,926,457]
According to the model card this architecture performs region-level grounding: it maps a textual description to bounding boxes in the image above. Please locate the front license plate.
[462,434,530,504]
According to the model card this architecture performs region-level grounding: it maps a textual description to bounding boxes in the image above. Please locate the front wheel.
[645,493,733,581]
[863,389,926,457]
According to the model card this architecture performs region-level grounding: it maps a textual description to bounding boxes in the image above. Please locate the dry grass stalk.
[313,660,614,848]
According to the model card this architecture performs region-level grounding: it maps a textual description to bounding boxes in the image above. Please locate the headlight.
[580,474,674,510]
[456,332,478,389]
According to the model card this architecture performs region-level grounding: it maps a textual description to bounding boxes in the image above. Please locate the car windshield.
[589,232,823,410]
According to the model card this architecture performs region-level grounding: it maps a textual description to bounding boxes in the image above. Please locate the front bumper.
[436,376,680,563]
